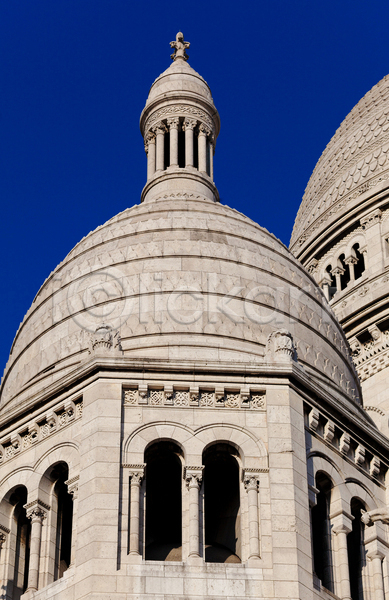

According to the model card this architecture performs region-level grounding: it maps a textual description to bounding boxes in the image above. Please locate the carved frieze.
[122,384,266,410]
[144,105,214,136]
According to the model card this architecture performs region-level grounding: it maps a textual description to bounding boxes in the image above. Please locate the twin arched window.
[143,441,241,563]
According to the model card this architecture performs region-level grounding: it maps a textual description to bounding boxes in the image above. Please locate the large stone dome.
[0,195,360,415]
[291,74,389,255]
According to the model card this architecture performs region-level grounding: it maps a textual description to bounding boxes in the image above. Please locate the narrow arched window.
[347,498,366,600]
[203,443,241,563]
[353,244,365,280]
[325,265,337,299]
[311,473,334,592]
[53,467,73,580]
[10,486,30,599]
[145,441,183,561]
[339,254,350,290]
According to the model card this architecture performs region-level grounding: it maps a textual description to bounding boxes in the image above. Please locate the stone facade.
[1,32,389,600]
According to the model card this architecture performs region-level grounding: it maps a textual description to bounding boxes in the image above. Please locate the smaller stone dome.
[146,59,214,105]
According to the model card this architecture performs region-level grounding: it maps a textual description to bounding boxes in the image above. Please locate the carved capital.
[152,121,167,135]
[243,470,260,492]
[198,122,211,136]
[361,508,389,526]
[167,117,180,129]
[182,117,197,131]
[185,466,204,489]
[128,464,146,486]
[24,499,50,523]
[266,329,297,361]
[0,532,6,548]
[65,475,80,500]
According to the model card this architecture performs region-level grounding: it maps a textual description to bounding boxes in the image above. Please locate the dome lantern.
[139,33,220,204]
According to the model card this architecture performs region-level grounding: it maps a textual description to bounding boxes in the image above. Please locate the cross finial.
[170,32,190,62]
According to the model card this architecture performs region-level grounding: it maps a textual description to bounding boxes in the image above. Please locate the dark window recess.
[50,463,73,581]
[206,139,211,176]
[10,486,30,599]
[178,129,185,168]
[353,244,365,280]
[164,131,170,170]
[348,499,365,600]
[326,265,337,299]
[193,132,198,169]
[311,474,334,592]
[204,444,241,563]
[145,441,182,561]
[339,254,350,290]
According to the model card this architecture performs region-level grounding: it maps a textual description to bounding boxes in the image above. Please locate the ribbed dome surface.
[291,74,389,251]
[146,60,214,105]
[1,196,359,414]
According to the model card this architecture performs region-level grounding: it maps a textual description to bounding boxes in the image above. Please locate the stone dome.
[146,59,214,105]
[290,74,389,255]
[0,195,360,416]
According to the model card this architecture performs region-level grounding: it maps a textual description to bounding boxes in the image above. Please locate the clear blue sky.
[1,0,389,372]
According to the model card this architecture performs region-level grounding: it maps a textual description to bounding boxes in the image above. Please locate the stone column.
[129,467,145,556]
[332,522,352,600]
[183,118,197,167]
[167,118,179,167]
[367,550,385,600]
[25,503,48,592]
[243,471,260,560]
[345,256,358,282]
[66,476,79,566]
[185,467,204,558]
[331,267,344,294]
[154,122,166,172]
[146,132,156,179]
[209,137,214,180]
[198,124,210,173]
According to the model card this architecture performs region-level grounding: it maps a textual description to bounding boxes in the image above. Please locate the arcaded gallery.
[1,32,389,600]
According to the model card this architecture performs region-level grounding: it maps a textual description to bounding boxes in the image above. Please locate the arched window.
[325,265,337,299]
[203,443,241,563]
[145,441,183,561]
[311,473,334,592]
[347,498,366,600]
[9,486,30,600]
[50,464,73,580]
[339,254,350,290]
[353,243,365,280]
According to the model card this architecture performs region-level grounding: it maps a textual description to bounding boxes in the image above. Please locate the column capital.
[0,532,6,548]
[152,121,167,135]
[182,117,197,131]
[167,117,180,129]
[361,208,382,230]
[24,499,49,522]
[367,549,385,562]
[198,122,211,136]
[65,475,79,500]
[243,470,260,492]
[126,463,146,486]
[185,466,204,489]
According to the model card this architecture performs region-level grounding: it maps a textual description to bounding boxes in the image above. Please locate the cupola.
[139,32,220,203]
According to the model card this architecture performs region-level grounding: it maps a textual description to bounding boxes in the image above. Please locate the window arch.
[8,486,30,600]
[352,243,365,280]
[311,472,334,592]
[50,463,73,580]
[203,443,241,563]
[325,264,337,299]
[347,498,366,600]
[338,254,350,290]
[144,441,183,561]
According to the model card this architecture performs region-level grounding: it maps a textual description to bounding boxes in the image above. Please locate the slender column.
[146,132,156,179]
[66,476,79,566]
[167,118,179,167]
[367,550,385,600]
[244,471,260,560]
[154,122,166,172]
[345,256,357,282]
[25,503,47,592]
[331,267,344,294]
[129,468,145,555]
[185,467,204,558]
[209,137,214,180]
[332,523,352,600]
[198,124,210,173]
[183,118,197,167]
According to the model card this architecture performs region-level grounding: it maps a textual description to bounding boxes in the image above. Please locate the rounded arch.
[28,442,80,498]
[346,234,366,257]
[344,478,378,511]
[307,452,345,509]
[195,423,267,469]
[124,421,196,463]
[0,467,34,504]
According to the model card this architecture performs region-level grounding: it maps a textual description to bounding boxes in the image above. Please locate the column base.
[247,556,261,568]
[187,554,203,566]
[128,552,143,564]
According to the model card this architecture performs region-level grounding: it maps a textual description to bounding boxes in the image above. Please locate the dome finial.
[170,31,190,62]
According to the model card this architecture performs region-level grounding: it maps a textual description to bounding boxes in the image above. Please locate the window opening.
[326,265,337,299]
[145,441,182,561]
[193,130,199,170]
[339,254,350,290]
[353,244,365,280]
[164,129,170,170]
[203,443,241,563]
[52,464,73,580]
[311,473,334,592]
[347,498,365,600]
[178,126,185,168]
[10,486,30,599]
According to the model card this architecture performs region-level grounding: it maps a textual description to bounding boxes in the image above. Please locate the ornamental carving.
[361,507,389,526]
[182,118,198,131]
[170,32,190,62]
[243,472,260,492]
[166,117,180,129]
[361,208,382,229]
[144,105,213,135]
[265,329,297,361]
[185,467,204,489]
[0,533,6,548]
[89,324,123,354]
